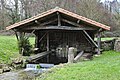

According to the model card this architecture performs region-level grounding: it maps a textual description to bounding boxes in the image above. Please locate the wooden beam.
[35,35,38,48]
[97,32,101,54]
[13,29,19,41]
[47,31,49,51]
[57,12,61,26]
[62,19,96,30]
[35,19,57,26]
[82,32,94,46]
[23,26,96,30]
[26,29,35,39]
[74,51,84,62]
[62,19,82,27]
[27,51,52,62]
[39,32,47,42]
[41,19,57,26]
[47,31,49,63]
[83,30,98,48]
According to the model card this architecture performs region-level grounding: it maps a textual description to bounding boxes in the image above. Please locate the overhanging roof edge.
[6,7,111,31]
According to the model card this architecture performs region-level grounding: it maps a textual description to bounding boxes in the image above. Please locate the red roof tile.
[6,7,110,30]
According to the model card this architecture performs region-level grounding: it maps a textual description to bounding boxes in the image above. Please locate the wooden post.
[47,31,49,62]
[47,32,49,51]
[97,32,101,54]
[13,29,19,41]
[19,32,24,55]
[68,47,75,63]
[35,35,38,48]
[57,12,61,26]
[66,45,69,58]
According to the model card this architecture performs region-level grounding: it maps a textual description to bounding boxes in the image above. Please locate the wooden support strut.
[61,19,95,30]
[47,31,50,63]
[82,32,93,46]
[62,19,82,27]
[83,30,98,48]
[74,51,84,62]
[40,19,57,26]
[97,32,101,54]
[57,12,61,26]
[13,29,19,41]
[47,31,49,51]
[26,30,35,40]
[39,32,47,42]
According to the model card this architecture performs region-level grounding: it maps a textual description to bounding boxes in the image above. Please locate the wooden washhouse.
[6,7,110,64]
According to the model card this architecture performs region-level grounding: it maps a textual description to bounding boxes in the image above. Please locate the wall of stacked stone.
[114,39,120,52]
[101,39,116,51]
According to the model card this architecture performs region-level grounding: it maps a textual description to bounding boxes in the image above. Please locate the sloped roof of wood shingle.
[6,7,110,30]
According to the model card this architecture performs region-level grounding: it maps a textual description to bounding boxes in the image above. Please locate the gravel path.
[0,71,19,80]
[0,70,39,80]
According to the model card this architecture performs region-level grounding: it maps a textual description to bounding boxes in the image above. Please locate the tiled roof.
[6,7,110,30]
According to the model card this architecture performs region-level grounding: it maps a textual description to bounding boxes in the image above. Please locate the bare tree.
[0,0,117,31]
[0,0,10,30]
[1,0,20,24]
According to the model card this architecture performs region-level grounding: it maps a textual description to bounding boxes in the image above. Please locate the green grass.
[35,51,120,80]
[94,37,116,41]
[0,36,18,64]
[0,36,35,64]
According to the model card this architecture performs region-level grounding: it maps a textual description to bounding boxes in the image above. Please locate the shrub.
[18,33,32,56]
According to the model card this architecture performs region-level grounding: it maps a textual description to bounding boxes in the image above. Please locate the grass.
[0,36,120,80]
[0,36,35,64]
[94,37,116,41]
[0,36,18,64]
[35,51,120,80]
[0,35,117,64]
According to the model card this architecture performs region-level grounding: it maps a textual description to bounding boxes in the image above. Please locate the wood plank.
[47,32,50,62]
[83,30,98,48]
[27,51,52,62]
[23,26,96,30]
[39,19,57,26]
[39,32,47,42]
[47,31,49,51]
[13,29,19,41]
[57,12,61,26]
[97,32,101,54]
[74,51,84,61]
[62,19,82,27]
[82,32,93,46]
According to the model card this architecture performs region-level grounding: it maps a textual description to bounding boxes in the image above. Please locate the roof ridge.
[6,7,110,30]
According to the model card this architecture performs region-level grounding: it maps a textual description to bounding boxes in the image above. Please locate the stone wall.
[114,39,120,52]
[101,39,115,51]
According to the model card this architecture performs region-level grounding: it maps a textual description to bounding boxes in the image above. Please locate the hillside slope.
[35,51,120,80]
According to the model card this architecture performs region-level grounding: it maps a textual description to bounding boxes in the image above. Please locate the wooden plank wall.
[36,30,93,53]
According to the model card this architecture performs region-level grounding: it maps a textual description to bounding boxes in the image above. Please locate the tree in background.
[0,0,9,30]
[2,0,20,24]
[103,0,120,36]
[0,0,119,36]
